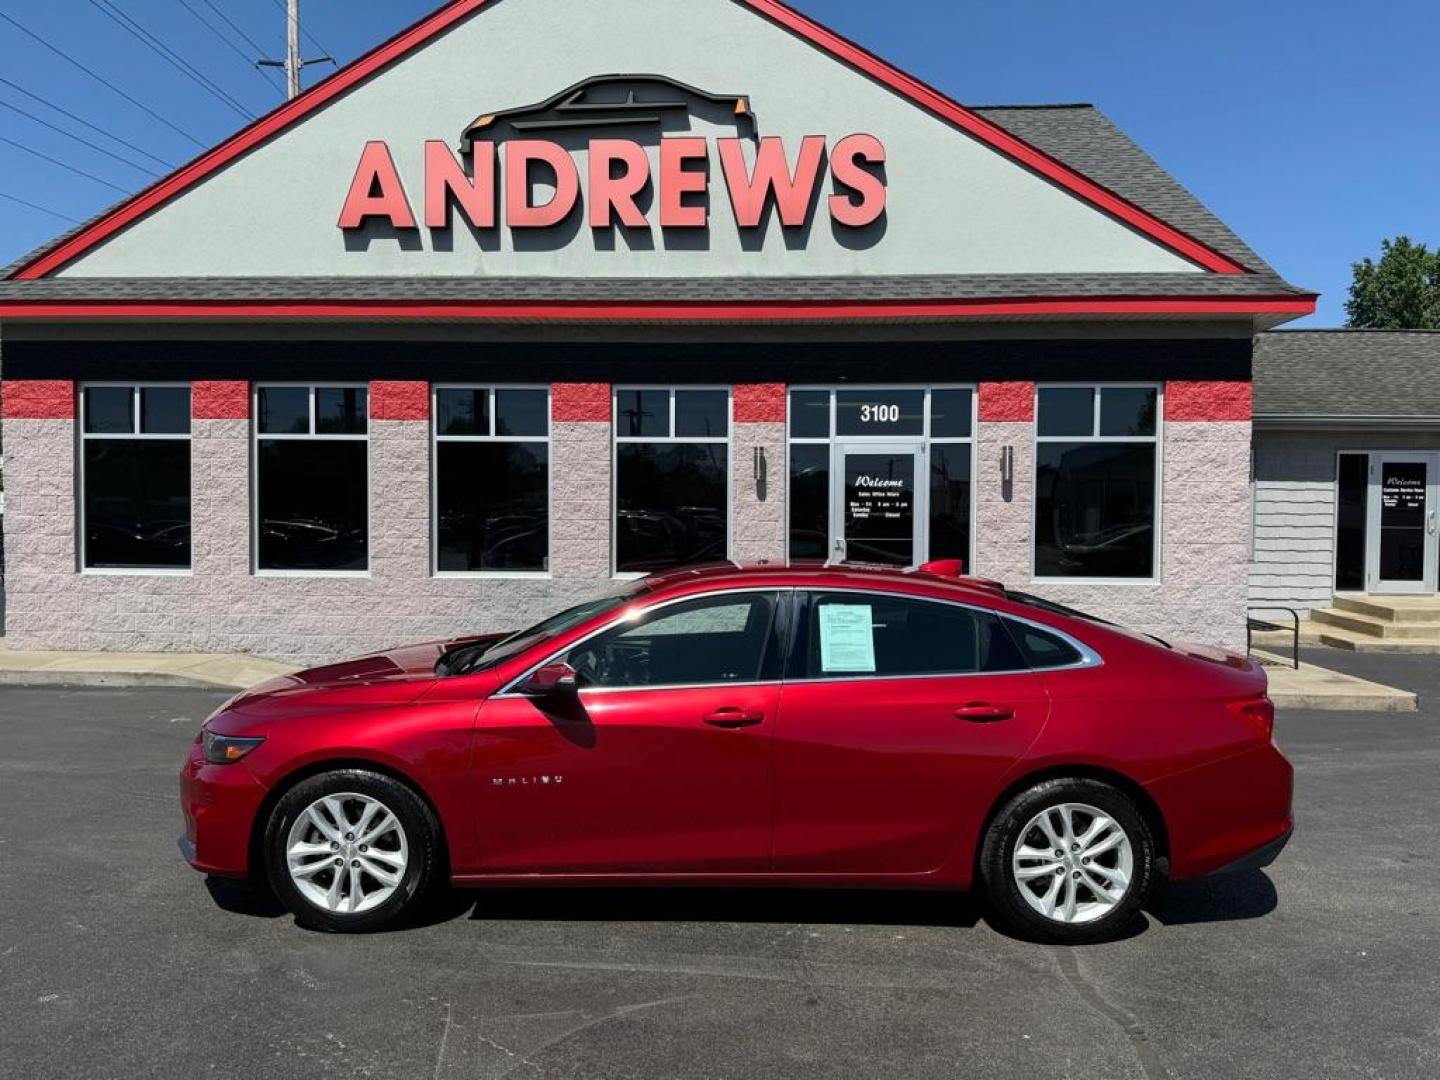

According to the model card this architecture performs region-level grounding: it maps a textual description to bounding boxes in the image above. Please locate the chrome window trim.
[495,586,787,697]
[784,585,1103,682]
[494,583,1102,697]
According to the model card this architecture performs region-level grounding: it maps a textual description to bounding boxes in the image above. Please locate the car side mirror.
[520,661,579,697]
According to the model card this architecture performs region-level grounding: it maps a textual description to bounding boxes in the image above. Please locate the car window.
[565,592,781,689]
[1003,619,1085,669]
[794,592,1026,679]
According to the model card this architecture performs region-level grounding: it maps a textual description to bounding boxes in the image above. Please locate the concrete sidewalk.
[0,650,296,690]
[1253,649,1418,712]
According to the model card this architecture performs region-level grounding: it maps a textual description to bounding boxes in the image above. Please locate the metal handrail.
[1247,606,1300,669]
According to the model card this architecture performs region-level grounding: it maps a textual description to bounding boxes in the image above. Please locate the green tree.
[1345,236,1440,329]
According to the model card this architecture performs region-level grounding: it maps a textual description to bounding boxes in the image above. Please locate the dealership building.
[0,0,1318,663]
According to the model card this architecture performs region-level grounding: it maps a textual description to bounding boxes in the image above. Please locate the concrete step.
[1312,607,1440,639]
[1332,594,1440,623]
[1315,626,1440,654]
[1250,622,1323,648]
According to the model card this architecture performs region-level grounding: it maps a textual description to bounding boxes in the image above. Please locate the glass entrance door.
[1367,454,1438,594]
[831,443,925,566]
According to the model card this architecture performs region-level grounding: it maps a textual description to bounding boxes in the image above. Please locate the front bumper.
[178,739,267,878]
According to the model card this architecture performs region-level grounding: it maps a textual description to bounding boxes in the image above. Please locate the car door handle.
[703,708,765,728]
[954,702,1015,723]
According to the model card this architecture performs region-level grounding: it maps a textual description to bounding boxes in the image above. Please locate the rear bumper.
[1206,825,1292,877]
[1146,741,1294,881]
[178,741,267,878]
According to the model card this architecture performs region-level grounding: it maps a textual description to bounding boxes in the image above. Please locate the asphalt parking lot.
[1,657,1437,1080]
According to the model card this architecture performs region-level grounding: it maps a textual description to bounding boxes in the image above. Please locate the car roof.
[640,561,1007,601]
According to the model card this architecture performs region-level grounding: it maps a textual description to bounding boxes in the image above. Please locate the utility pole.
[259,0,334,101]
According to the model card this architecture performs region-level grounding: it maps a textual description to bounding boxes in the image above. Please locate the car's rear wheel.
[980,778,1155,944]
[263,769,441,933]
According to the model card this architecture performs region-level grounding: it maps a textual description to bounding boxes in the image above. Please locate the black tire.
[263,768,442,933]
[979,778,1155,945]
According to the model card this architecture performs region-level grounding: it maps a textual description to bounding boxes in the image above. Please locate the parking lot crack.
[1054,948,1173,1080]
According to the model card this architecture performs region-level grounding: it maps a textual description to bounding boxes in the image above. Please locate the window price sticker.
[818,604,876,673]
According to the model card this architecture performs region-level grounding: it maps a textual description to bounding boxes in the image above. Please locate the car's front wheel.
[980,778,1155,944]
[263,768,441,932]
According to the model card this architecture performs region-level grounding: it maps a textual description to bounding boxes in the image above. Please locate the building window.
[433,385,550,573]
[79,384,191,570]
[1334,452,1368,591]
[255,384,368,573]
[785,387,975,567]
[1034,384,1159,580]
[614,387,730,573]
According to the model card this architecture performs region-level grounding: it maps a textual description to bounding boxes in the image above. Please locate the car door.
[473,589,786,874]
[773,590,1052,874]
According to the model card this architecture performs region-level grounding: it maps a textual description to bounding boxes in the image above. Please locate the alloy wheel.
[285,792,409,915]
[1011,801,1134,924]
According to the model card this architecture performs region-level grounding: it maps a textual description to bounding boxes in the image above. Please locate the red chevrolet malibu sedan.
[180,563,1292,944]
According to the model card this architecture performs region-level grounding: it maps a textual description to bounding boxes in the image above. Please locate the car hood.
[225,633,508,718]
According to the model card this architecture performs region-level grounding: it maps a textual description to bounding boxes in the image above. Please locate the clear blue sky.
[3,0,1437,324]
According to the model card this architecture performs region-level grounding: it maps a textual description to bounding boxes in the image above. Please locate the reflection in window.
[788,444,830,560]
[434,386,549,573]
[615,388,729,573]
[255,385,368,572]
[1035,385,1159,579]
[81,385,192,569]
[566,592,778,688]
[1334,453,1368,591]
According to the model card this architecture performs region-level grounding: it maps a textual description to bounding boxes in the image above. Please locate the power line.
[0,96,162,179]
[0,134,132,195]
[86,0,255,122]
[196,0,283,70]
[0,76,175,170]
[0,189,81,225]
[0,10,206,148]
[174,0,287,97]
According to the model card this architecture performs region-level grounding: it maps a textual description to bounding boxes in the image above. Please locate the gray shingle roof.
[1254,330,1440,419]
[1,105,1308,306]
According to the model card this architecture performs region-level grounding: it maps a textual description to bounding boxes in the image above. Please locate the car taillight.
[1228,696,1275,741]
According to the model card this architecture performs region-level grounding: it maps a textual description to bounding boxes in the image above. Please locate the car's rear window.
[1003,620,1084,669]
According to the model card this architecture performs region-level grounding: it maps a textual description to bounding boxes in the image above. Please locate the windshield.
[435,587,642,676]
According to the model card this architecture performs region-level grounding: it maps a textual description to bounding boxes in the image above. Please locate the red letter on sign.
[505,140,580,228]
[828,134,886,228]
[659,137,708,228]
[589,140,651,228]
[338,141,416,229]
[718,135,825,228]
[424,140,495,229]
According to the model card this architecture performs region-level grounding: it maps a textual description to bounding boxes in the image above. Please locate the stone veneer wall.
[972,380,1253,649]
[0,377,788,664]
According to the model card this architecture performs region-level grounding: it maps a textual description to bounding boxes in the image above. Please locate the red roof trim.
[10,0,1250,281]
[0,295,1316,322]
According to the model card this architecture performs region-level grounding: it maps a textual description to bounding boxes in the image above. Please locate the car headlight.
[202,728,265,765]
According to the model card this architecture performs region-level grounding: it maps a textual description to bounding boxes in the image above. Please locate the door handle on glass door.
[703,708,765,728]
[954,702,1014,723]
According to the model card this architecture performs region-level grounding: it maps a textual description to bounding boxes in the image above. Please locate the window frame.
[498,586,787,696]
[431,383,553,579]
[784,384,978,568]
[251,381,371,578]
[611,384,734,579]
[781,586,1101,683]
[77,381,193,576]
[1031,381,1164,585]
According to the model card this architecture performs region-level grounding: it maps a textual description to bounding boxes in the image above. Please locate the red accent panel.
[978,382,1035,422]
[553,383,610,423]
[734,383,787,423]
[371,381,429,421]
[0,295,1319,322]
[1,379,74,419]
[1165,380,1252,422]
[192,380,249,420]
[9,0,1249,279]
